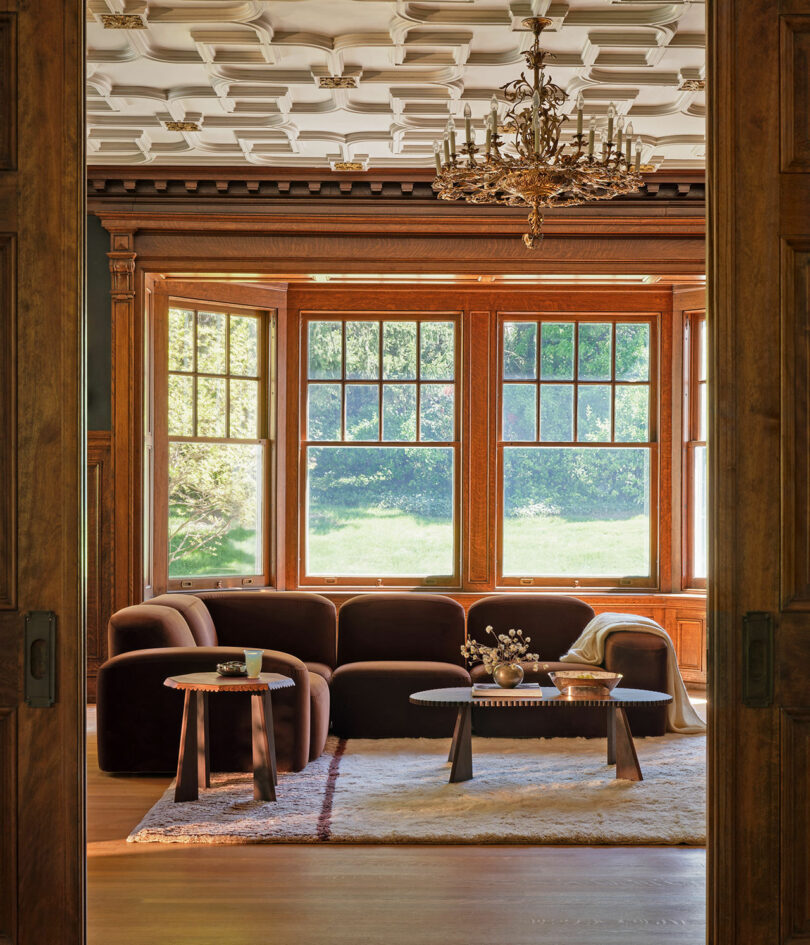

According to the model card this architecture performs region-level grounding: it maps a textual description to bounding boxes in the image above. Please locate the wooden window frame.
[297,311,462,589]
[496,312,660,589]
[683,309,707,590]
[153,295,275,591]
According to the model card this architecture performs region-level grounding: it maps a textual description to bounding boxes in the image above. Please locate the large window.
[499,317,657,586]
[162,302,270,587]
[301,316,459,584]
[684,311,707,587]
[145,292,701,595]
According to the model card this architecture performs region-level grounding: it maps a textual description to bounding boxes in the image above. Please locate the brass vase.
[493,663,524,688]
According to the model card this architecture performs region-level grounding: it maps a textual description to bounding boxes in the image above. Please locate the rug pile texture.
[128,734,705,846]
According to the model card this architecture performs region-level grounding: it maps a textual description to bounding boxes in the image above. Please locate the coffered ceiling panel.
[86,1,706,168]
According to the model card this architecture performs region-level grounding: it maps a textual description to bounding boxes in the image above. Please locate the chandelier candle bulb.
[588,116,596,156]
[442,134,450,163]
[625,122,633,163]
[607,102,616,143]
[447,117,456,157]
[433,141,442,174]
[616,117,624,155]
[576,92,584,136]
[635,136,643,171]
[463,103,472,147]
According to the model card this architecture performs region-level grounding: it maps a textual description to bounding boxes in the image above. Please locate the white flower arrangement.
[460,625,540,675]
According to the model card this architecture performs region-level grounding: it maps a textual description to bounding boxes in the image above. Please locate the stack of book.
[471,683,547,699]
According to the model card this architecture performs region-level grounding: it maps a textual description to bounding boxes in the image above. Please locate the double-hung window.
[498,316,657,586]
[684,311,707,588]
[161,302,270,588]
[301,315,459,585]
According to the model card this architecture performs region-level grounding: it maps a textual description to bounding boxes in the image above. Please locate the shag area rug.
[128,734,705,846]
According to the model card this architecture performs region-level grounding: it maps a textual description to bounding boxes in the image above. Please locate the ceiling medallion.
[432,17,643,249]
[101,14,147,29]
[319,76,358,90]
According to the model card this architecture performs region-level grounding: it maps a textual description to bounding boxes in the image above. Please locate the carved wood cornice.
[87,166,705,209]
[107,230,136,300]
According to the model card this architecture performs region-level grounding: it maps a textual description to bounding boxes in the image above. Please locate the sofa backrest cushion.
[466,595,595,662]
[193,590,337,667]
[148,593,218,647]
[337,593,466,666]
[108,604,196,657]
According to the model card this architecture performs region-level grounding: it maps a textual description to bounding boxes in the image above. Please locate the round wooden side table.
[164,672,294,803]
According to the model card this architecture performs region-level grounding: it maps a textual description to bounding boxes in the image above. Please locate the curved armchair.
[97,643,312,774]
[97,595,331,773]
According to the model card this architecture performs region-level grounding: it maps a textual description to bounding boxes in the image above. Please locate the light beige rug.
[128,734,705,846]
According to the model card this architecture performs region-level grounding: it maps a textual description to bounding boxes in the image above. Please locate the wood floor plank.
[86,714,706,945]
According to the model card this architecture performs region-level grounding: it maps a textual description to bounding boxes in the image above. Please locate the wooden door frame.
[58,0,803,940]
[1,1,85,943]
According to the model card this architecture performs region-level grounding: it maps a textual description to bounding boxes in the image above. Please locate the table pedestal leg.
[174,691,199,802]
[197,691,210,788]
[613,707,643,781]
[251,692,277,801]
[449,704,473,783]
[607,705,616,765]
[448,703,465,762]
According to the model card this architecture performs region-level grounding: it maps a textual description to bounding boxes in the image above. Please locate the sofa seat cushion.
[469,659,598,686]
[305,661,333,683]
[330,660,471,738]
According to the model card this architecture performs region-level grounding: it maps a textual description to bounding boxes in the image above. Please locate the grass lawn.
[169,508,649,579]
[309,507,648,577]
[503,513,649,577]
[307,507,454,576]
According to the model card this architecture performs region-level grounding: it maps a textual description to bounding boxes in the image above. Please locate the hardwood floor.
[87,709,706,945]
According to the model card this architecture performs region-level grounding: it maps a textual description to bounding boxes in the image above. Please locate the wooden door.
[709,0,810,941]
[0,1,84,943]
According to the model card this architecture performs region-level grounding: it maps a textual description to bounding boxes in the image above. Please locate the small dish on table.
[216,660,247,677]
[548,670,622,697]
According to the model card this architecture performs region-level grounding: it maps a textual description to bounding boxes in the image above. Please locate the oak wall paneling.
[86,431,113,702]
[97,213,706,679]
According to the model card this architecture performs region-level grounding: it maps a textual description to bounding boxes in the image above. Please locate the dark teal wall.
[86,214,111,430]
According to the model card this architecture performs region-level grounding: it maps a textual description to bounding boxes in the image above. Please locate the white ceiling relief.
[86,1,706,168]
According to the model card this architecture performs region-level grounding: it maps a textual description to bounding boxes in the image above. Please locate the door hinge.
[24,611,56,708]
[742,611,773,708]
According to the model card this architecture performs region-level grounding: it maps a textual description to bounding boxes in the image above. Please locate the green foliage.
[168,442,262,577]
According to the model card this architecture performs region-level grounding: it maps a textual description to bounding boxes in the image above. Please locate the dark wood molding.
[0,236,15,611]
[108,230,139,616]
[87,165,705,207]
[0,15,16,171]
[86,432,113,703]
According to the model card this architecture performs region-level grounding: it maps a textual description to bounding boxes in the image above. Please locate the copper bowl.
[548,671,623,696]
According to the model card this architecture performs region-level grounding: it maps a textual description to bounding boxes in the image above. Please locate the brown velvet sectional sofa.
[96,590,669,774]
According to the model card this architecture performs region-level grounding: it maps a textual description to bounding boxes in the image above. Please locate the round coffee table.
[409,686,673,784]
[164,672,294,803]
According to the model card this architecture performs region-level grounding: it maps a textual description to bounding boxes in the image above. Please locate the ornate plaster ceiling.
[86,1,706,169]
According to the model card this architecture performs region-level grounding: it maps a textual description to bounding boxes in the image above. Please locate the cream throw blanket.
[560,612,706,734]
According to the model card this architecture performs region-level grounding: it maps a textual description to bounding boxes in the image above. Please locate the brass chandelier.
[431,16,644,249]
